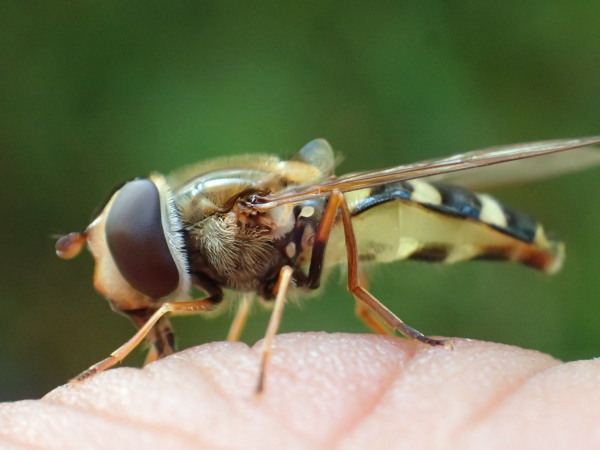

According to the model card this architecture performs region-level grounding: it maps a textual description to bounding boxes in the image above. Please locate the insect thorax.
[174,180,299,299]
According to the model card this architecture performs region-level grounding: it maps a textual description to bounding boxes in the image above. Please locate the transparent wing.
[424,146,600,190]
[256,136,600,209]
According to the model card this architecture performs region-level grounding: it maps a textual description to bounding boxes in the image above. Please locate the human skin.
[0,333,598,449]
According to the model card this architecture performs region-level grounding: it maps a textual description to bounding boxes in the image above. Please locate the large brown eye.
[105,179,179,298]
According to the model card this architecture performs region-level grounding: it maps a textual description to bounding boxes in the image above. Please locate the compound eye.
[105,179,179,298]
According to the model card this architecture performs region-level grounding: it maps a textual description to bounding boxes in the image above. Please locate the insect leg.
[120,307,176,364]
[70,297,220,385]
[226,293,253,341]
[331,190,450,347]
[300,191,399,335]
[304,193,341,289]
[353,269,393,335]
[256,265,294,394]
[355,300,393,335]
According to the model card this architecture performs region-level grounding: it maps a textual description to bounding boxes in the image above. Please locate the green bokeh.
[1,1,599,401]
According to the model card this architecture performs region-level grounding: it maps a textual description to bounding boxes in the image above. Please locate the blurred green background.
[1,1,599,401]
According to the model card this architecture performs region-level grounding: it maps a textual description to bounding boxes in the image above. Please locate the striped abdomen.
[324,180,564,273]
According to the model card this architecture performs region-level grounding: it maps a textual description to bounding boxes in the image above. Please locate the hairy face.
[187,212,278,288]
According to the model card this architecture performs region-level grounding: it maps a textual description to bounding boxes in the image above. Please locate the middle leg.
[325,190,450,347]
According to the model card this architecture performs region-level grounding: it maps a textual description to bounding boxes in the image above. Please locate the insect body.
[327,179,563,273]
[55,136,600,386]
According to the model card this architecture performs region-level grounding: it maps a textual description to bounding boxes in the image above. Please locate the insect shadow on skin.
[55,135,600,392]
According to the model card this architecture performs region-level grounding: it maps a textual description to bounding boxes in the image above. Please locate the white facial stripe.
[264,204,295,239]
[477,194,508,228]
[149,173,191,302]
[408,180,442,205]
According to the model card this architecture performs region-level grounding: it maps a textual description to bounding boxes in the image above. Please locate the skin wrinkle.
[330,338,420,448]
[0,428,36,449]
[249,338,346,445]
[251,338,361,449]
[3,334,596,448]
[274,344,396,448]
[457,359,600,448]
[0,400,204,450]
[37,335,422,448]
[10,441,35,449]
[52,360,303,450]
[334,339,566,449]
[3,438,36,449]
[170,348,311,443]
[169,342,318,447]
[58,350,284,447]
[257,333,420,447]
[454,357,562,441]
[0,403,34,446]
[42,377,209,447]
[160,349,240,401]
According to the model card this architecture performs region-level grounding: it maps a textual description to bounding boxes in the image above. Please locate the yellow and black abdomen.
[325,180,564,274]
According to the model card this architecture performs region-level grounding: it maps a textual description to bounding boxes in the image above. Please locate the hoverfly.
[56,136,600,390]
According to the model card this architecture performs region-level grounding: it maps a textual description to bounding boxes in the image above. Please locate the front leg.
[71,295,222,385]
[119,307,176,365]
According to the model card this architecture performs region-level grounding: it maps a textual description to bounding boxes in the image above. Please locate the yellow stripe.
[477,194,508,228]
[407,180,442,205]
[344,188,373,211]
